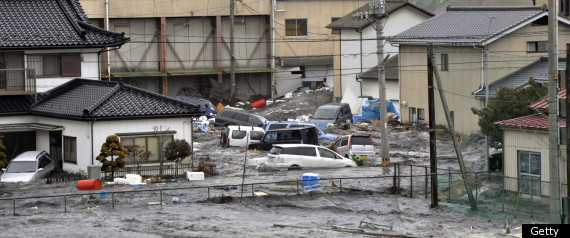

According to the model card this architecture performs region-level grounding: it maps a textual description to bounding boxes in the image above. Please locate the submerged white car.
[1,151,56,183]
[250,144,357,170]
[220,126,265,148]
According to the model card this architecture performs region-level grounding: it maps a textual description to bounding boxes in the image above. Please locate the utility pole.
[431,58,477,211]
[564,49,570,224]
[428,46,438,208]
[484,49,490,170]
[548,0,561,224]
[230,0,236,102]
[369,0,390,165]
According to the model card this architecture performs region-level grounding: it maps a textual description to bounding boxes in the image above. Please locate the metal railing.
[1,162,565,223]
[0,68,36,95]
[102,164,194,180]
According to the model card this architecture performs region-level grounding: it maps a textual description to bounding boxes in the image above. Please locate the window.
[64,137,77,164]
[285,19,307,37]
[518,151,541,194]
[351,136,373,145]
[417,108,425,120]
[0,52,25,91]
[268,123,288,130]
[318,148,336,159]
[341,138,348,146]
[526,41,548,53]
[298,147,317,156]
[27,54,81,77]
[441,54,449,71]
[250,131,264,140]
[120,135,174,163]
[409,107,417,122]
[38,155,53,168]
[331,17,340,23]
[233,113,249,122]
[231,130,247,139]
[282,147,298,155]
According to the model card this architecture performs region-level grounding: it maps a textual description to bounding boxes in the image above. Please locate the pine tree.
[96,135,128,179]
[0,138,8,169]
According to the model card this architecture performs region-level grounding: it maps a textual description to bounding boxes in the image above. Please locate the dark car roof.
[266,126,315,132]
[317,104,348,110]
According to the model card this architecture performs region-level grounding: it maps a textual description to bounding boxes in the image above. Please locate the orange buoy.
[76,179,102,190]
[251,99,266,108]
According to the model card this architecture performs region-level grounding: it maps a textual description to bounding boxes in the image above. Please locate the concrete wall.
[274,0,367,58]
[503,129,567,197]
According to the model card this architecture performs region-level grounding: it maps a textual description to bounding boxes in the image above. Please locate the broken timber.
[430,57,477,210]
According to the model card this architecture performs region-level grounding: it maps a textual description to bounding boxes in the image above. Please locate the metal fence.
[1,162,566,222]
[102,164,194,181]
[390,163,567,223]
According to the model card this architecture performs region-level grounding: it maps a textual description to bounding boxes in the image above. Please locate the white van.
[220,126,265,148]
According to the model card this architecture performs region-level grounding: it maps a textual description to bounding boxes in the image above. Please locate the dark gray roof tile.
[473,57,557,98]
[358,55,399,80]
[29,79,200,119]
[0,0,128,49]
[388,6,547,45]
[0,95,34,115]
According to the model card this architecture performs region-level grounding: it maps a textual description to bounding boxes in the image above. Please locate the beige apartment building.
[79,0,365,102]
[389,5,570,134]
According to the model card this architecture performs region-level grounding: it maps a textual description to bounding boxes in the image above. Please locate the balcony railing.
[0,68,36,95]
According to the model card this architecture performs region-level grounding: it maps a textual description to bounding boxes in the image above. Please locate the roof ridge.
[55,0,86,37]
[447,5,546,11]
[77,21,126,37]
[121,83,197,109]
[83,83,121,117]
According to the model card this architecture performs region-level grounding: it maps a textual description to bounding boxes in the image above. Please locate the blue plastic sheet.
[361,99,400,121]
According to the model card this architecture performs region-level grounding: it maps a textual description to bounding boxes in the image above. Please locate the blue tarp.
[361,99,400,121]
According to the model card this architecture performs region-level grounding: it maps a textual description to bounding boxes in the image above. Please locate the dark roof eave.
[496,124,548,132]
[387,41,484,46]
[29,111,200,121]
[0,42,128,51]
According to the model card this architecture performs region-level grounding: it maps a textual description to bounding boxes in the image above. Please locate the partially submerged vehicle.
[309,103,353,124]
[333,134,376,160]
[175,96,218,118]
[1,151,56,183]
[248,144,357,170]
[220,126,265,148]
[214,109,268,128]
[264,121,337,140]
[247,126,319,151]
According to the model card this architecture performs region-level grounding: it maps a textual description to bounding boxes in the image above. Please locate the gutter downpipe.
[484,48,490,171]
[106,0,111,81]
[91,118,95,166]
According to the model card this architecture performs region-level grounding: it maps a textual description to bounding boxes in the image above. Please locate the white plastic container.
[186,171,205,181]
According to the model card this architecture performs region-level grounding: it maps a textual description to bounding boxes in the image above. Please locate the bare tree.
[152,125,171,177]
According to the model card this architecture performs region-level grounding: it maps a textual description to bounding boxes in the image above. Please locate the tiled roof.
[29,79,201,120]
[388,6,547,45]
[474,57,550,98]
[528,89,567,111]
[494,114,566,130]
[0,0,128,49]
[0,95,35,115]
[327,1,432,30]
[358,55,399,80]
